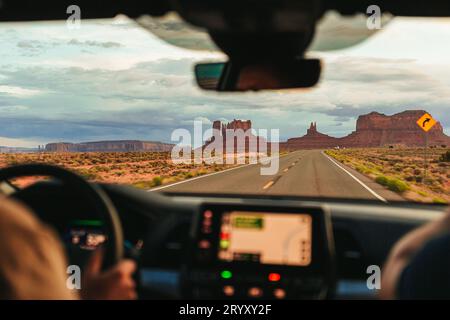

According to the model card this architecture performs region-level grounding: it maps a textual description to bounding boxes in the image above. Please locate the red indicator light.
[220,232,229,240]
[268,273,281,282]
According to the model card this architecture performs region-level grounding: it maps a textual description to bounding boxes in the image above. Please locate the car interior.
[0,0,449,300]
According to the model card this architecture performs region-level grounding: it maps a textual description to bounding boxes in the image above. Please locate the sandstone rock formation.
[284,122,340,149]
[45,140,174,152]
[343,110,450,147]
[205,119,268,153]
[283,110,450,150]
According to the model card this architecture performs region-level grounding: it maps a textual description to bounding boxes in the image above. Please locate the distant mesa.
[0,146,38,154]
[45,140,174,153]
[4,110,450,154]
[282,110,450,150]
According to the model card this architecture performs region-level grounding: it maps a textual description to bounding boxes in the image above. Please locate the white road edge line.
[321,151,387,203]
[148,163,253,192]
[148,151,299,192]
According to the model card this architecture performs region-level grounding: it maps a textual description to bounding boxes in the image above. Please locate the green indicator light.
[220,240,229,249]
[70,219,103,227]
[221,270,232,279]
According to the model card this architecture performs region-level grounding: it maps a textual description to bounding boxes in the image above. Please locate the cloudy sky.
[1,15,450,147]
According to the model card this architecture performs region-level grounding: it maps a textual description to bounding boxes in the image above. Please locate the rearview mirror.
[195,59,321,92]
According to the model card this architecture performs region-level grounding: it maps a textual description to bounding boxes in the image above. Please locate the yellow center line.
[263,180,275,190]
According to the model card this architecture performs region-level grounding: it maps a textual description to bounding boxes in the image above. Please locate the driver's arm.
[0,196,77,299]
[0,196,137,300]
[380,206,450,299]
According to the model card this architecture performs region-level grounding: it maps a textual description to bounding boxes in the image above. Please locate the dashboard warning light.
[274,288,286,299]
[268,273,281,282]
[203,210,213,219]
[248,287,263,298]
[220,232,229,240]
[221,270,233,279]
[219,240,230,249]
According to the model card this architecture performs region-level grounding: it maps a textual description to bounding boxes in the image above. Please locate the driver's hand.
[81,249,137,300]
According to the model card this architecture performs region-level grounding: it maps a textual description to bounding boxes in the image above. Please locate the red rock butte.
[205,119,268,153]
[283,110,450,150]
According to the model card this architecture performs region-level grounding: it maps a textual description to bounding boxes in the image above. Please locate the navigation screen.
[218,212,312,266]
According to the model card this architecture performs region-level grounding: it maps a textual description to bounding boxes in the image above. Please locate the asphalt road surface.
[151,150,403,201]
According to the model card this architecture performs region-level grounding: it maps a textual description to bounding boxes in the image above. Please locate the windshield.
[0,16,448,204]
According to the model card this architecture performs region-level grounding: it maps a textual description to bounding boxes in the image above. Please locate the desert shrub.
[386,178,409,193]
[375,175,409,193]
[152,176,163,186]
[196,169,208,176]
[375,176,388,186]
[433,198,448,204]
[77,170,98,180]
[132,181,153,189]
[439,150,450,162]
[356,165,374,175]
[417,190,428,197]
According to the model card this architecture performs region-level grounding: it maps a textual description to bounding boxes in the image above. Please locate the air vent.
[333,227,366,279]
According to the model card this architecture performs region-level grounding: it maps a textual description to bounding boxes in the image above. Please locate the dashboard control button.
[273,288,286,299]
[198,240,211,249]
[248,287,263,298]
[223,285,235,297]
[203,210,213,219]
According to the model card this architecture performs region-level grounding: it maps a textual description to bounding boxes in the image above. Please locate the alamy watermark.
[367,5,382,30]
[171,121,280,175]
[66,5,81,30]
[366,265,381,290]
[66,265,82,290]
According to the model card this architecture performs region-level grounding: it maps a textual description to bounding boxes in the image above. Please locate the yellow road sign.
[416,113,437,132]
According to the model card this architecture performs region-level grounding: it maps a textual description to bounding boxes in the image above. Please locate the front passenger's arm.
[379,206,450,299]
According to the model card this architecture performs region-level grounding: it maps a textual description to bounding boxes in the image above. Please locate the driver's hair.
[0,196,77,300]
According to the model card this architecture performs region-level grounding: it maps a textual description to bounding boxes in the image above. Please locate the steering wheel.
[0,164,124,268]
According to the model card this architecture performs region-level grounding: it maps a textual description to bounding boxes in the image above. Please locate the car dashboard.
[104,185,444,300]
[11,181,445,300]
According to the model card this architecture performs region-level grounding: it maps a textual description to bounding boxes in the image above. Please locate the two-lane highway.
[150,150,403,201]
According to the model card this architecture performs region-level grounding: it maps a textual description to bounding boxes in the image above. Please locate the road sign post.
[416,113,437,182]
[424,131,428,180]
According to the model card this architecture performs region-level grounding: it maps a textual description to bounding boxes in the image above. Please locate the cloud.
[0,54,449,145]
[0,135,41,148]
[0,85,42,97]
[17,40,43,49]
[67,39,123,48]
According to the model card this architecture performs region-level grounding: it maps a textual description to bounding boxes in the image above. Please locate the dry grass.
[325,147,450,204]
[0,152,238,189]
